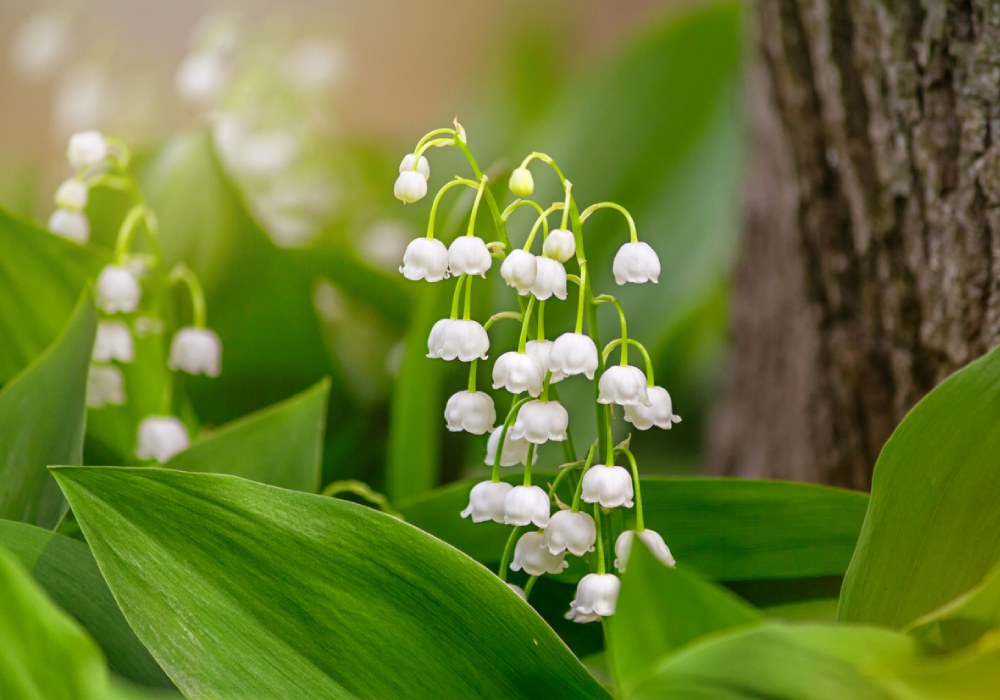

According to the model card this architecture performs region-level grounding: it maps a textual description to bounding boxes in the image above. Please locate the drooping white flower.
[542,229,576,263]
[508,400,568,444]
[624,386,682,430]
[461,480,512,524]
[95,265,141,314]
[508,167,534,197]
[524,339,564,383]
[92,321,134,363]
[10,11,70,79]
[54,178,88,211]
[485,427,531,467]
[581,465,634,509]
[548,332,599,380]
[86,364,125,408]
[67,130,108,170]
[169,327,222,377]
[135,415,189,462]
[566,573,621,623]
[47,209,89,244]
[426,319,489,362]
[613,241,660,285]
[491,351,545,397]
[398,153,430,180]
[283,39,346,93]
[529,256,567,301]
[615,529,676,572]
[175,52,229,104]
[598,365,650,406]
[444,390,496,435]
[504,485,550,527]
[448,236,492,276]
[394,170,428,204]
[506,582,528,601]
[511,531,568,576]
[400,237,449,282]
[499,249,537,294]
[544,510,597,557]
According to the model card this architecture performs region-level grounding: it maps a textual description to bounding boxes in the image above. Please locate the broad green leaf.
[908,559,1000,652]
[0,292,95,528]
[53,467,609,699]
[0,519,170,688]
[0,207,105,382]
[839,346,1000,627]
[164,379,329,492]
[609,542,762,696]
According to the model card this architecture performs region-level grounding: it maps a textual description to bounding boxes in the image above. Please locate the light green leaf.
[53,467,609,699]
[0,292,95,528]
[164,379,329,492]
[907,559,1000,652]
[839,346,1000,627]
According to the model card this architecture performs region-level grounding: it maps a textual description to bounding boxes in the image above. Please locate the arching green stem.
[594,295,629,365]
[449,274,467,319]
[580,201,639,243]
[498,526,522,582]
[603,338,655,386]
[168,265,207,328]
[517,296,536,353]
[519,151,568,186]
[453,137,511,249]
[492,397,533,481]
[571,443,598,511]
[114,205,160,262]
[619,447,645,531]
[559,180,573,229]
[523,203,560,251]
[466,176,489,236]
[574,262,588,334]
[426,178,478,238]
[414,127,457,152]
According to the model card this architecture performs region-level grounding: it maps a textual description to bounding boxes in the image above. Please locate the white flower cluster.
[393,124,680,624]
[46,131,113,245]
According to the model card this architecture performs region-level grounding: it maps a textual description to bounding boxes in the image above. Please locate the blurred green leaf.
[907,559,1000,653]
[839,346,1000,628]
[53,467,609,699]
[164,379,329,492]
[0,292,95,528]
[0,519,170,688]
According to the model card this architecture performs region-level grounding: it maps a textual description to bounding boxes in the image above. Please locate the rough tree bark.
[709,1,1000,489]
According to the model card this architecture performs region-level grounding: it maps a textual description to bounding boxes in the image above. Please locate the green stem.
[620,448,645,530]
[453,138,511,249]
[574,262,588,334]
[523,203,559,252]
[603,338,655,385]
[467,361,477,392]
[524,576,538,598]
[426,178,478,238]
[571,444,597,511]
[114,205,160,263]
[414,127,457,152]
[466,176,489,237]
[522,444,536,487]
[498,526,522,582]
[580,201,639,243]
[593,503,606,575]
[521,152,568,186]
[547,462,580,501]
[462,274,473,320]
[168,265,207,328]
[449,274,466,319]
[536,301,546,342]
[559,180,573,229]
[492,397,533,481]
[517,297,536,353]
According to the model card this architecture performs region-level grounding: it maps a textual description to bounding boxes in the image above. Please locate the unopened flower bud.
[400,237,449,282]
[511,531,567,576]
[168,327,222,377]
[508,167,534,197]
[542,228,576,263]
[461,480,511,524]
[398,153,430,179]
[47,209,89,244]
[581,465,634,509]
[444,390,496,435]
[135,415,189,462]
[394,170,428,204]
[96,265,141,314]
[613,241,660,285]
[67,130,108,170]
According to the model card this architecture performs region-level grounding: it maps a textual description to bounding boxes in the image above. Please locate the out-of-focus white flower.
[67,130,109,170]
[54,179,88,211]
[508,400,568,444]
[93,321,134,363]
[581,465,634,509]
[511,531,568,576]
[598,365,650,406]
[544,510,597,557]
[529,257,567,301]
[359,221,410,270]
[283,39,346,93]
[548,332,599,380]
[96,265,141,314]
[504,485,550,527]
[135,415,190,462]
[508,167,534,197]
[398,153,430,180]
[566,573,620,623]
[426,319,489,362]
[500,249,537,295]
[613,241,660,285]
[460,480,511,524]
[485,427,531,467]
[176,52,229,104]
[394,170,428,204]
[234,131,299,176]
[524,339,564,383]
[53,67,110,139]
[542,229,576,263]
[506,582,527,601]
[168,327,222,377]
[448,236,492,276]
[47,209,89,244]
[624,386,682,430]
[10,11,70,79]
[86,364,125,408]
[491,351,545,397]
[400,237,449,282]
[615,529,676,571]
[444,390,496,435]
[260,212,320,249]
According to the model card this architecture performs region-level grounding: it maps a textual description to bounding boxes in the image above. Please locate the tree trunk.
[709,1,1000,489]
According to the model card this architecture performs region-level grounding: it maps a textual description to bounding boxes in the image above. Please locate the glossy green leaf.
[0,519,170,687]
[53,467,609,699]
[164,379,329,492]
[0,293,95,528]
[908,559,1000,652]
[839,346,1000,627]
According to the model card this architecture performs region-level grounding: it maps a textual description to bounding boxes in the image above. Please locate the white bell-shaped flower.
[581,465,634,509]
[506,583,528,601]
[398,153,430,179]
[529,257,567,301]
[54,178,88,211]
[426,319,489,362]
[176,52,229,104]
[615,529,676,572]
[613,241,660,285]
[491,351,545,397]
[96,265,141,314]
[485,427,531,467]
[135,415,189,462]
[542,228,576,263]
[86,364,125,408]
[511,531,568,576]
[92,321,134,363]
[67,130,109,170]
[508,167,534,197]
[394,170,428,204]
[598,365,650,406]
[500,249,537,295]
[504,485,550,527]
[400,237,449,282]
[566,573,620,623]
[168,327,222,377]
[624,386,682,430]
[549,332,599,380]
[524,339,564,383]
[48,209,89,244]
[544,510,597,557]
[448,236,492,276]
[508,400,568,444]
[444,390,495,435]
[460,480,512,524]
